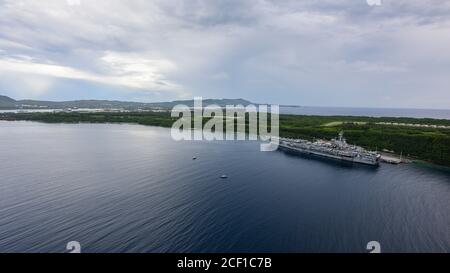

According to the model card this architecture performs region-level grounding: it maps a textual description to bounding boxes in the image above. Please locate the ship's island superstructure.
[279,131,381,166]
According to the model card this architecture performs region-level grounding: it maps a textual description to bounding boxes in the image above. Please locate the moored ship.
[279,131,381,166]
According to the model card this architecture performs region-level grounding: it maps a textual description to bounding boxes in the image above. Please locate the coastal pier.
[380,153,404,164]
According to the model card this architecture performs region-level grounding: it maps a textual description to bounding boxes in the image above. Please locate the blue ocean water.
[280,106,450,119]
[0,121,449,253]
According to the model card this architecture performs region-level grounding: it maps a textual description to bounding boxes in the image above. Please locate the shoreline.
[1,111,449,168]
[379,152,412,164]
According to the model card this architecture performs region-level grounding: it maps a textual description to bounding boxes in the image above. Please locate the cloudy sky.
[1,0,450,108]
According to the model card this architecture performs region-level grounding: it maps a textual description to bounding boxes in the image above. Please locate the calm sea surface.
[0,121,449,253]
[280,106,450,119]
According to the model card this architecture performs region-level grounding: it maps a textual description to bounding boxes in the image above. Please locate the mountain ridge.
[0,95,255,110]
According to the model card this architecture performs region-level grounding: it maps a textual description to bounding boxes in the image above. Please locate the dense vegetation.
[0,111,177,128]
[279,115,450,166]
[1,111,450,167]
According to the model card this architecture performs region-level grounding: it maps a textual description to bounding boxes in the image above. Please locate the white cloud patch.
[0,54,181,93]
[211,72,230,80]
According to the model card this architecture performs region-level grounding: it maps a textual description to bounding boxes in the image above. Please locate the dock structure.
[379,153,403,164]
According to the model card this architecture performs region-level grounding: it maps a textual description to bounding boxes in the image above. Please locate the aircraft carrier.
[279,131,381,166]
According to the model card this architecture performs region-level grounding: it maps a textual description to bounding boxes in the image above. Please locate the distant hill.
[0,95,255,110]
[0,95,17,109]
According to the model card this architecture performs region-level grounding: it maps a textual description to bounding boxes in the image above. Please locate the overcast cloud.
[0,0,450,108]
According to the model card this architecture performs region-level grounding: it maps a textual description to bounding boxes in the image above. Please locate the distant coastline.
[280,106,450,120]
[2,95,450,120]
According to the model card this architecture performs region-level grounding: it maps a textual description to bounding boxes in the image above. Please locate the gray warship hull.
[279,143,380,166]
[278,132,381,166]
